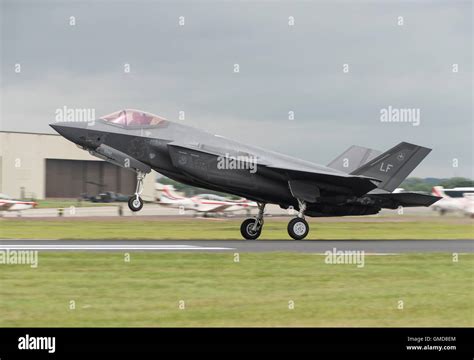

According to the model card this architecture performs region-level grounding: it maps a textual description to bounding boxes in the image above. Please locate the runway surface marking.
[312,253,400,256]
[0,244,235,251]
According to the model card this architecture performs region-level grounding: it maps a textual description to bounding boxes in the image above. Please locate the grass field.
[34,199,114,209]
[1,218,472,240]
[0,252,472,327]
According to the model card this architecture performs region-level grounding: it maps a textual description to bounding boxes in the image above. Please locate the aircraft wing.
[0,201,14,211]
[168,142,381,198]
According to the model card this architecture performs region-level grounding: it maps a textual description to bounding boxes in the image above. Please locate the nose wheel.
[128,171,146,212]
[287,199,309,240]
[128,196,144,212]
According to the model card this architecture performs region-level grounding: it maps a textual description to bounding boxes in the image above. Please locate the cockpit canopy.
[100,109,167,127]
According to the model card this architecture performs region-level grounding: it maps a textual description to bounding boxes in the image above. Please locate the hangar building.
[0,131,155,200]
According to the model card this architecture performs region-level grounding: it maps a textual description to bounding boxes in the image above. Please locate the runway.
[0,240,472,253]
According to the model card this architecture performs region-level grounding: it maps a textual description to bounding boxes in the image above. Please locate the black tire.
[128,196,144,212]
[240,218,262,240]
[287,218,309,240]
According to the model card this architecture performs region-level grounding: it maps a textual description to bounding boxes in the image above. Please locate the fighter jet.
[51,109,440,240]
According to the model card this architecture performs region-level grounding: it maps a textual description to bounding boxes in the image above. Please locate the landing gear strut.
[287,199,309,240]
[128,171,145,212]
[240,203,265,240]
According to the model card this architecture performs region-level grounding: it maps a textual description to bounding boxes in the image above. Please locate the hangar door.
[45,159,136,198]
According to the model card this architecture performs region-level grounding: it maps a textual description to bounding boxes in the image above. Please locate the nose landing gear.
[128,171,146,212]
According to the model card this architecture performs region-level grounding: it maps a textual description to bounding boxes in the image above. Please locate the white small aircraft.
[156,184,257,215]
[0,193,37,214]
[431,186,474,218]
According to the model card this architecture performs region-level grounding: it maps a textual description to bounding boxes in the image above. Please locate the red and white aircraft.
[431,186,474,218]
[0,194,37,214]
[156,185,257,215]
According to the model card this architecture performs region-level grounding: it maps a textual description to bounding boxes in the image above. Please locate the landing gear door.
[288,180,320,203]
[91,144,151,174]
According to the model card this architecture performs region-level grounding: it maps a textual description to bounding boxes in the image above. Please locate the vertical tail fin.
[350,142,431,193]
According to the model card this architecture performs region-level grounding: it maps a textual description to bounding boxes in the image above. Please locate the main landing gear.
[128,171,145,212]
[240,199,310,240]
[287,199,309,240]
[240,203,265,240]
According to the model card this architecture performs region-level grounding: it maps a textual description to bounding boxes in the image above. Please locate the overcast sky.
[1,0,472,178]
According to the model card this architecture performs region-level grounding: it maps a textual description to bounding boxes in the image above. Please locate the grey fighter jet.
[51,109,440,240]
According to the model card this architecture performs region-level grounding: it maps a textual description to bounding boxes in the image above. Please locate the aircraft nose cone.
[49,123,66,135]
[50,121,89,146]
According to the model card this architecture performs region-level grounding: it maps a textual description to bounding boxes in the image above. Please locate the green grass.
[0,252,472,327]
[35,199,113,209]
[0,219,472,239]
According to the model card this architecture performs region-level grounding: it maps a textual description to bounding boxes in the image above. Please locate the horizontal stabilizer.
[371,192,441,208]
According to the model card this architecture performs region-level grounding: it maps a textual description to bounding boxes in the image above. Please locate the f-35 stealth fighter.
[51,109,440,240]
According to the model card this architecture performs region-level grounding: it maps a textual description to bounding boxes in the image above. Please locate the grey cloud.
[1,0,472,178]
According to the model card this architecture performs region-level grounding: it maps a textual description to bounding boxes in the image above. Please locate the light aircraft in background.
[0,194,37,215]
[156,184,257,215]
[431,186,474,218]
[51,109,440,240]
